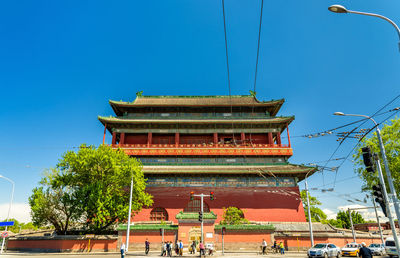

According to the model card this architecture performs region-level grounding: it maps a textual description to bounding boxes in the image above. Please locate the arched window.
[184,200,210,212]
[150,207,169,221]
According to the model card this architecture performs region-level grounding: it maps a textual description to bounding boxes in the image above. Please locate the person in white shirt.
[262,239,268,255]
[120,242,126,258]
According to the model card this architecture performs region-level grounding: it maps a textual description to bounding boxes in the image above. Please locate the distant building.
[354,222,399,232]
[99,94,317,244]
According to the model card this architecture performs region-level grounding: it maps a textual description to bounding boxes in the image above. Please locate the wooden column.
[286,124,291,147]
[276,132,282,146]
[267,132,273,146]
[112,132,116,145]
[147,132,153,147]
[213,133,218,145]
[119,133,125,146]
[102,124,107,145]
[175,132,179,147]
[241,132,245,143]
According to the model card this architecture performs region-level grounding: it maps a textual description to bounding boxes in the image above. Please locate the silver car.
[368,243,385,256]
[308,243,341,258]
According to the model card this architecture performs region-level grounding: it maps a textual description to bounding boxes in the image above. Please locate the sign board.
[1,232,8,238]
[85,234,95,238]
[0,221,14,227]
[292,233,301,237]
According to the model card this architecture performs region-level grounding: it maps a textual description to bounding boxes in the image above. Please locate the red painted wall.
[7,238,117,252]
[125,134,147,144]
[120,230,176,244]
[244,134,268,144]
[134,187,306,223]
[180,134,213,144]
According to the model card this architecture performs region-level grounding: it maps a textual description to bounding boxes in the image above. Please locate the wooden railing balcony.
[111,143,293,156]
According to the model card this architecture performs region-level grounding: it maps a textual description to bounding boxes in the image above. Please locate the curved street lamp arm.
[347,10,400,40]
[342,113,378,127]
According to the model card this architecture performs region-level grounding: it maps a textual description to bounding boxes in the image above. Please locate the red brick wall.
[215,231,272,243]
[7,238,117,252]
[120,230,176,244]
[134,187,306,223]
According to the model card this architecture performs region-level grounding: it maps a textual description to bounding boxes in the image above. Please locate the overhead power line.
[221,0,231,97]
[253,0,264,93]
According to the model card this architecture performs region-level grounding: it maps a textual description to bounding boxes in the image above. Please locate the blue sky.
[0,0,399,222]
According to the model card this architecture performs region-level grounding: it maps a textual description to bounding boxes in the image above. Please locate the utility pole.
[191,192,214,244]
[200,194,204,244]
[372,197,385,244]
[375,126,400,225]
[348,208,356,243]
[125,177,134,253]
[305,180,314,247]
[374,155,400,256]
[0,175,14,254]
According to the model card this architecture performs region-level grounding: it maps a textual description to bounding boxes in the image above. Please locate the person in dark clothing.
[359,242,372,258]
[145,239,150,255]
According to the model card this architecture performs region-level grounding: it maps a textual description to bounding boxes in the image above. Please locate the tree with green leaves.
[220,207,249,225]
[300,190,327,222]
[353,117,400,194]
[335,210,365,229]
[29,144,153,234]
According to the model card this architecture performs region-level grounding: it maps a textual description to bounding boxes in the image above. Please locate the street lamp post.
[333,112,400,222]
[305,169,315,247]
[0,175,14,254]
[125,177,134,253]
[328,5,400,52]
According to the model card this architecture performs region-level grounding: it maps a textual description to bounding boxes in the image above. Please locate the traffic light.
[198,211,203,222]
[210,191,214,201]
[190,191,194,201]
[372,184,388,217]
[362,147,375,172]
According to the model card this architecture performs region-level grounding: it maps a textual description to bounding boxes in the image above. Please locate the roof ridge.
[139,95,252,99]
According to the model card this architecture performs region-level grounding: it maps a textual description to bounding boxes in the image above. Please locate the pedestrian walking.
[120,242,126,258]
[145,238,150,255]
[273,240,277,253]
[161,242,167,256]
[178,240,183,256]
[166,241,172,257]
[262,239,267,255]
[174,242,179,255]
[359,242,372,258]
[191,241,197,254]
[199,242,205,256]
[279,241,285,255]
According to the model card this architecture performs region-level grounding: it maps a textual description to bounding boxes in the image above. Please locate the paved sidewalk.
[0,251,308,258]
[0,252,388,258]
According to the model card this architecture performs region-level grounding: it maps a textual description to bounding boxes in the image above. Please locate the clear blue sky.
[0,0,399,222]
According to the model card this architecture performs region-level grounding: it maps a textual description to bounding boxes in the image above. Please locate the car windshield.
[369,244,380,248]
[386,241,396,247]
[345,244,358,248]
[313,244,327,249]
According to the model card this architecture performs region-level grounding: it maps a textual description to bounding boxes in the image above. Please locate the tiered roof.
[109,95,285,116]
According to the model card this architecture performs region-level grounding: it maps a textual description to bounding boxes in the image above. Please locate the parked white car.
[368,243,385,256]
[385,237,398,258]
[308,243,341,258]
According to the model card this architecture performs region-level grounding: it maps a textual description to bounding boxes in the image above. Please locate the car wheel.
[324,252,328,258]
